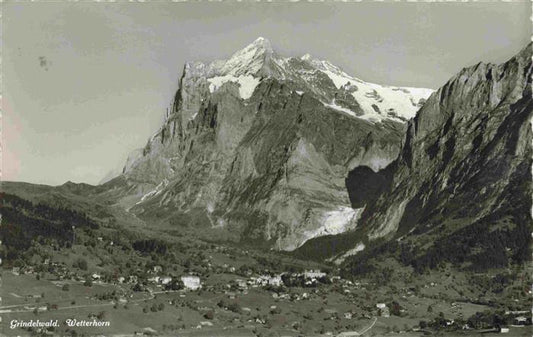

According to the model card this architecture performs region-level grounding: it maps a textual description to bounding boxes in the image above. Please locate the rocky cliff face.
[334,43,532,269]
[113,38,433,250]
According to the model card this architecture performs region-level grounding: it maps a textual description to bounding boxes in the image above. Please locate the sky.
[3,2,531,186]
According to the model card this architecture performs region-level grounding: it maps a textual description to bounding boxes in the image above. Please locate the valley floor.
[2,258,530,337]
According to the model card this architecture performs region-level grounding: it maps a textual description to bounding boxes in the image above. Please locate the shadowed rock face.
[345,164,394,209]
[365,43,532,238]
[332,43,532,270]
[108,38,433,250]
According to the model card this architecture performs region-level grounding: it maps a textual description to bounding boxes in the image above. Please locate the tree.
[74,258,88,271]
[204,311,214,320]
[228,302,242,314]
[390,301,402,316]
[62,284,70,291]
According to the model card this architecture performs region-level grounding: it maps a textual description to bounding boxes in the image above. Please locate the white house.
[161,276,172,285]
[235,279,248,289]
[268,275,283,287]
[181,276,202,290]
[253,274,283,287]
[514,316,528,325]
[376,303,390,317]
[303,270,326,279]
[148,276,160,283]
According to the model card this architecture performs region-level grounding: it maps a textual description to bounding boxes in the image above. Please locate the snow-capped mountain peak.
[291,54,434,122]
[219,37,274,76]
[301,53,313,61]
[189,38,434,122]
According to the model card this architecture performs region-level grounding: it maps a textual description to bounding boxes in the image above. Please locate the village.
[5,254,532,337]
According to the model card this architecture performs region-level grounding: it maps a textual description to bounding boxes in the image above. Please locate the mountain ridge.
[295,42,532,270]
[108,37,435,250]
